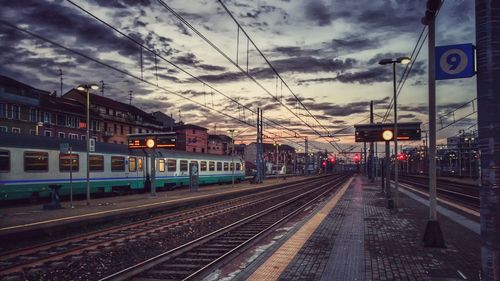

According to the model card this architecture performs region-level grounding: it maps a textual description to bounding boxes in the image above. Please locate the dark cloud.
[179,90,209,98]
[89,0,152,8]
[301,97,390,117]
[330,36,380,53]
[172,52,226,72]
[304,1,332,26]
[399,113,417,119]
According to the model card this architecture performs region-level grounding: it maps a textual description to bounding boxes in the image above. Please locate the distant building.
[0,75,100,140]
[174,124,208,153]
[63,89,163,144]
[207,134,234,155]
[152,111,175,131]
[244,142,295,165]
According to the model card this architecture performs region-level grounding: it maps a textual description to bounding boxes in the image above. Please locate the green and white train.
[0,133,245,201]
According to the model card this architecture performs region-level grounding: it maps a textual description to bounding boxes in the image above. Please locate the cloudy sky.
[0,0,477,153]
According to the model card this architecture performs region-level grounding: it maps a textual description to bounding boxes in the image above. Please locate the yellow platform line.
[247,177,353,281]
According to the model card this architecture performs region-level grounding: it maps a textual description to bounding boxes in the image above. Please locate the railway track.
[399,175,479,209]
[100,175,350,281]
[0,175,340,278]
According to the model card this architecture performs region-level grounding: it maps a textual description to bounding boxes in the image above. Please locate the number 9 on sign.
[435,43,475,80]
[440,49,467,75]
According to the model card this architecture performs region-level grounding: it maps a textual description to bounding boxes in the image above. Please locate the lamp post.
[77,84,99,206]
[379,56,411,209]
[227,129,238,187]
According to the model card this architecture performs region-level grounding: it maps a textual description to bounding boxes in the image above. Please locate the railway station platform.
[0,176,310,239]
[233,175,480,281]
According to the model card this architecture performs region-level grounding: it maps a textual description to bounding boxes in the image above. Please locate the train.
[0,133,245,201]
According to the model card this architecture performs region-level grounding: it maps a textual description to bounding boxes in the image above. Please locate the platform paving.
[236,175,480,281]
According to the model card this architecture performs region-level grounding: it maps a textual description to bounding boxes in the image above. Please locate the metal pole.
[231,131,235,187]
[385,141,392,208]
[392,61,399,208]
[370,101,375,181]
[150,151,156,196]
[86,88,90,206]
[69,146,73,208]
[422,2,445,247]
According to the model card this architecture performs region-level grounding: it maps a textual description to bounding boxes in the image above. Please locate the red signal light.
[322,161,326,167]
[353,154,360,163]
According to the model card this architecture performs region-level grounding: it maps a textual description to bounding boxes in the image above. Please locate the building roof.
[63,89,160,125]
[175,124,208,131]
[0,75,50,98]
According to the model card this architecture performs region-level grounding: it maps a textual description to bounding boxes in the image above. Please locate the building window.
[106,108,109,115]
[192,148,196,152]
[0,127,7,133]
[0,103,6,118]
[200,161,207,171]
[30,130,36,135]
[29,108,37,122]
[58,132,65,138]
[111,156,125,171]
[114,124,117,133]
[120,125,123,135]
[129,157,137,172]
[67,116,76,128]
[129,126,132,134]
[12,127,20,133]
[81,135,86,140]
[0,150,10,172]
[69,133,78,140]
[104,122,108,131]
[201,148,205,153]
[24,151,49,171]
[193,129,196,134]
[180,160,188,172]
[11,105,20,120]
[44,130,52,137]
[91,120,99,132]
[138,128,142,133]
[158,159,165,172]
[167,159,176,172]
[59,153,79,172]
[209,161,215,171]
[43,112,51,123]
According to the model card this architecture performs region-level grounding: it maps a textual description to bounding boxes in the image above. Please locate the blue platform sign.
[436,43,475,80]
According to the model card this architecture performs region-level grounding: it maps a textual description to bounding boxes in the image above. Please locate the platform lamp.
[378,56,411,209]
[227,129,238,187]
[77,84,99,206]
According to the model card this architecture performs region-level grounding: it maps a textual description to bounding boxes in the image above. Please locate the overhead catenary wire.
[65,0,308,143]
[156,0,342,152]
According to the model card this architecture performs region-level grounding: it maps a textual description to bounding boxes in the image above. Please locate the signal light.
[322,161,326,167]
[353,154,360,163]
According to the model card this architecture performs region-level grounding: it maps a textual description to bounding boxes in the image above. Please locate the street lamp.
[77,84,99,206]
[379,56,411,209]
[227,129,238,187]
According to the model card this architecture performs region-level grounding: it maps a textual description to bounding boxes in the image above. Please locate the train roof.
[0,133,240,161]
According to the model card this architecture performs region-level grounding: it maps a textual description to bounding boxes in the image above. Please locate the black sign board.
[354,122,421,142]
[128,132,177,149]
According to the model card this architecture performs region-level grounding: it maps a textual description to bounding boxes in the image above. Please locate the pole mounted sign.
[128,132,177,149]
[435,43,475,80]
[354,122,421,142]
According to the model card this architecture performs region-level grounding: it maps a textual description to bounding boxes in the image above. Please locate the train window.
[24,151,49,171]
[158,159,165,172]
[180,160,188,172]
[129,157,137,172]
[236,163,241,171]
[59,153,79,172]
[111,156,125,172]
[209,161,215,171]
[0,150,10,172]
[230,162,234,171]
[138,158,143,171]
[90,155,104,171]
[223,162,229,171]
[216,162,222,171]
[167,159,176,172]
[200,161,207,171]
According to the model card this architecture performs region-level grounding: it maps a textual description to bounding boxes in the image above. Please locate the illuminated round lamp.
[146,138,156,149]
[382,130,394,141]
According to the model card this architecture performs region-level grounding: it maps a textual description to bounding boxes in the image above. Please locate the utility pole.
[100,80,105,96]
[476,0,500,278]
[369,101,375,181]
[129,91,133,105]
[422,0,445,248]
[305,136,309,175]
[59,69,63,97]
[256,108,264,184]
